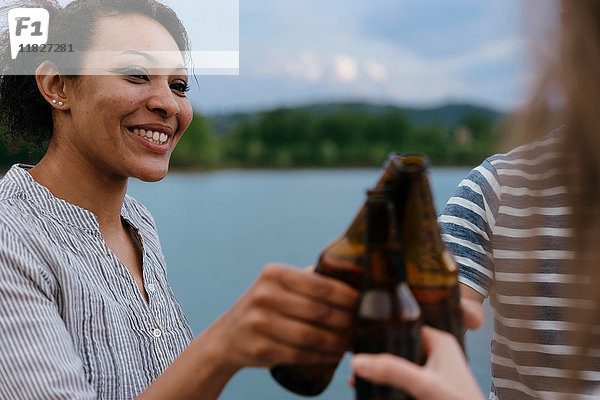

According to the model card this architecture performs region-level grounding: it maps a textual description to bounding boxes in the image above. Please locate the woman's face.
[63,13,193,182]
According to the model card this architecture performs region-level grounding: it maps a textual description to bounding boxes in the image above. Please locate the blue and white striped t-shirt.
[0,164,194,399]
[440,128,600,400]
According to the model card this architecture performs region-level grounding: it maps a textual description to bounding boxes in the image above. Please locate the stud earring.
[58,101,64,107]
[52,99,57,104]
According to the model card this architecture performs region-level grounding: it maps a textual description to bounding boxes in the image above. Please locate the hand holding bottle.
[202,263,359,372]
[350,298,485,400]
[351,326,485,400]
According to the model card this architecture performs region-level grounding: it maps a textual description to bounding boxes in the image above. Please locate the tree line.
[0,104,503,170]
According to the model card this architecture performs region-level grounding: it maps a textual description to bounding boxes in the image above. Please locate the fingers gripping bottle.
[270,153,464,396]
[354,188,422,400]
[391,154,464,349]
[270,154,404,396]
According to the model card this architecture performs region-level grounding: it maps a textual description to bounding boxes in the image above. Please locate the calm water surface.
[128,167,493,400]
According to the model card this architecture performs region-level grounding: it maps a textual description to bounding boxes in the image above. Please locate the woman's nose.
[147,81,180,117]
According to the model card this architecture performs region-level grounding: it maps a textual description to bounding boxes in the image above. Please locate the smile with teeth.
[132,128,169,145]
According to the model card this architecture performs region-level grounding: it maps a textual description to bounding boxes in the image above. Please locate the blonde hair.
[513,1,600,397]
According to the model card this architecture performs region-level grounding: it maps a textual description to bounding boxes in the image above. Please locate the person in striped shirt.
[440,127,593,400]
[352,1,600,399]
[0,1,357,399]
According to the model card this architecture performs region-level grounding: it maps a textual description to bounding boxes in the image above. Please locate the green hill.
[1,102,505,170]
[208,102,503,135]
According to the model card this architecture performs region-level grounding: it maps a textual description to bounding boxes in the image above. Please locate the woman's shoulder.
[0,201,45,272]
[0,180,31,236]
[0,202,24,234]
[0,165,28,202]
[0,165,48,234]
[0,197,50,259]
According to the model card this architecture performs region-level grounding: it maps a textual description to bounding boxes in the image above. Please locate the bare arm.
[138,264,358,400]
[459,283,485,333]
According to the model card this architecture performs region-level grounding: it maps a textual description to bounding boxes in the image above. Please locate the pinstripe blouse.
[0,164,194,399]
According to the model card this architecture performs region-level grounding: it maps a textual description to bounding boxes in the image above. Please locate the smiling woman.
[38,13,194,183]
[0,1,359,399]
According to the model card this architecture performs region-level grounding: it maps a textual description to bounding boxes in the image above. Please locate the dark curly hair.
[0,0,190,150]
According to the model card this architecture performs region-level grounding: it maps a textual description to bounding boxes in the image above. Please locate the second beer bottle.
[270,153,464,396]
[354,188,422,400]
[391,155,464,349]
[269,155,403,396]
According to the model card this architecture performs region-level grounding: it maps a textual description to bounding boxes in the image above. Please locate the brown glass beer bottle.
[270,154,404,396]
[354,188,421,400]
[392,154,464,348]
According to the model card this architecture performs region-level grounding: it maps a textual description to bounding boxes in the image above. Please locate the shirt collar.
[5,164,130,232]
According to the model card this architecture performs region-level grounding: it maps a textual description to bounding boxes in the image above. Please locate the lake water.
[128,167,493,400]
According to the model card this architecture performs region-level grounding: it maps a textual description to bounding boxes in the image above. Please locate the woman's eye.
[128,71,150,81]
[113,68,150,81]
[171,82,190,93]
[130,74,150,81]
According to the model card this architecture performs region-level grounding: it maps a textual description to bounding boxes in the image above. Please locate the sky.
[50,0,536,114]
[189,0,528,114]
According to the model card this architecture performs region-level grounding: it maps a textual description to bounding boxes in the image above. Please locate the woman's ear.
[35,61,70,110]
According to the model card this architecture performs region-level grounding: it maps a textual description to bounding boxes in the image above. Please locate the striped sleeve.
[440,158,500,297]
[0,225,95,400]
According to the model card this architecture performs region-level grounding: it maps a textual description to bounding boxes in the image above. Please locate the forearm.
[459,283,485,332]
[137,326,239,400]
[137,263,358,399]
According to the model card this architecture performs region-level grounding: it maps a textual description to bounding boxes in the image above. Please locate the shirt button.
[147,283,156,292]
[152,328,162,338]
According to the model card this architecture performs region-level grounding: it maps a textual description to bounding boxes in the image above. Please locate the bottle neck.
[392,156,459,284]
[399,171,444,253]
[362,188,405,288]
[342,155,401,242]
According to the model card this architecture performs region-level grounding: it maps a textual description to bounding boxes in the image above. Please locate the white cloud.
[243,40,488,104]
[194,0,525,112]
[440,37,524,72]
[364,60,388,82]
[232,31,525,111]
[284,51,323,82]
[333,54,359,83]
